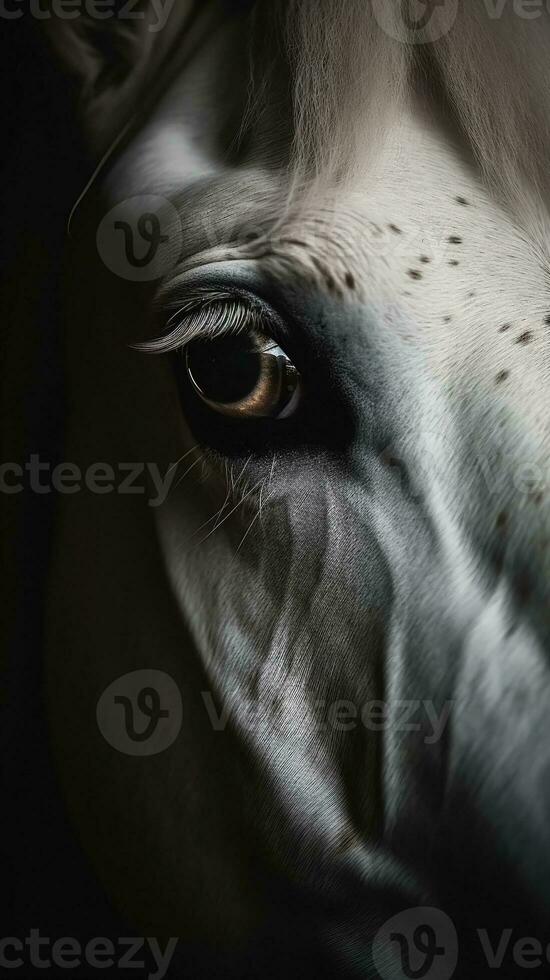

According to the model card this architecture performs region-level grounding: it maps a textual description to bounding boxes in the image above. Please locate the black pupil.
[187,335,262,404]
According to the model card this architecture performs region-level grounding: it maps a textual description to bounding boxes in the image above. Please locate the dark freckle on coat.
[345,272,356,290]
[515,330,534,345]
[496,511,509,531]
[495,369,510,384]
[389,223,402,234]
[468,291,476,298]
[311,256,341,295]
[544,315,550,325]
[408,270,422,280]
[449,260,460,266]
[443,316,452,323]
[420,256,431,264]
[456,196,470,206]
[448,235,463,244]
[499,324,511,333]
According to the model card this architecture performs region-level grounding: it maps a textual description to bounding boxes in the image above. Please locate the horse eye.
[185,331,301,419]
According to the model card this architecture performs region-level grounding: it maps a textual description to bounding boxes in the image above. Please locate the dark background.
[0,8,137,975]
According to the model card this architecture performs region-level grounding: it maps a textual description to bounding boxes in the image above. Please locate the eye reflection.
[185,330,301,419]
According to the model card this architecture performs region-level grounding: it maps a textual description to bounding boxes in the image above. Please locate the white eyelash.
[133,292,268,354]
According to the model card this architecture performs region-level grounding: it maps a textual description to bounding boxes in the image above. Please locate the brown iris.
[185,331,301,419]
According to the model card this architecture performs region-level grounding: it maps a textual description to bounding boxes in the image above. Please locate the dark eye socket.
[185,329,301,419]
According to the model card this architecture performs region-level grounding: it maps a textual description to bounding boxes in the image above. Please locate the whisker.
[234,455,253,492]
[172,454,203,492]
[166,445,200,477]
[236,478,278,552]
[268,453,277,487]
[191,484,233,539]
[236,511,262,553]
[237,489,266,553]
[196,479,264,547]
[189,453,253,540]
[257,479,265,527]
[209,462,252,536]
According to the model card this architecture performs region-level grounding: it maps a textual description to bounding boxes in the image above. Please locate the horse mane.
[250,1,411,187]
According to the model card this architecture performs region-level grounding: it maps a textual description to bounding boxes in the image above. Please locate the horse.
[33,0,550,975]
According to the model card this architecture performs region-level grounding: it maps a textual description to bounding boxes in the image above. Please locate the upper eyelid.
[132,293,271,355]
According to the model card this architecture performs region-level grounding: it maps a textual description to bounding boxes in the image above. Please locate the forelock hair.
[248,0,412,194]
[249,0,550,230]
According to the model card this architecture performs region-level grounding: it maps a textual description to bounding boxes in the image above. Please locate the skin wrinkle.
[243,217,375,301]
